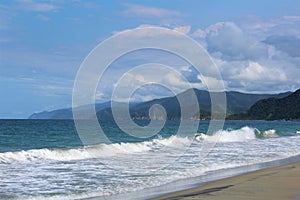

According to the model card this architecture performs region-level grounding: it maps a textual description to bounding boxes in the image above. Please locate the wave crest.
[195,126,279,142]
[0,126,284,164]
[0,135,191,164]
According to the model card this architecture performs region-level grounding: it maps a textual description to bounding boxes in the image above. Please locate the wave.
[256,129,279,138]
[0,126,291,164]
[195,126,279,142]
[0,135,191,164]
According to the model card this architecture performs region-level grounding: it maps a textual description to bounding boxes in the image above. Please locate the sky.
[0,0,300,118]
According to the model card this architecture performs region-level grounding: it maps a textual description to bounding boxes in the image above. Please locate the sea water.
[0,119,300,199]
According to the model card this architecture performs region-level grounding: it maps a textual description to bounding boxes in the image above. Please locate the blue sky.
[0,0,300,118]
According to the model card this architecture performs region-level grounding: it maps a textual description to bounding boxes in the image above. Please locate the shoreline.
[153,161,300,200]
[83,155,300,200]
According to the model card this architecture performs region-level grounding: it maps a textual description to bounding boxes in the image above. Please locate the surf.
[194,126,281,142]
[0,135,191,164]
[0,126,296,164]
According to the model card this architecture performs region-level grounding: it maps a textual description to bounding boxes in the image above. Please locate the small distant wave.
[0,135,191,164]
[195,126,279,142]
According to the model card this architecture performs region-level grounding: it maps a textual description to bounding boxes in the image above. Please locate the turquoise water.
[0,120,300,199]
[1,120,297,152]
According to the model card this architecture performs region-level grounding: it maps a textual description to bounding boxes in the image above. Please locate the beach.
[154,161,300,200]
[1,120,300,199]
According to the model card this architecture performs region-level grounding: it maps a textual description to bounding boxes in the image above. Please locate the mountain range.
[29,89,292,120]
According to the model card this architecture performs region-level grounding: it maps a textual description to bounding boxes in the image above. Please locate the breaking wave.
[0,135,191,164]
[1,126,292,164]
[195,126,279,142]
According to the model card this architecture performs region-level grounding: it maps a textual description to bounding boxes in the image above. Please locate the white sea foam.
[151,135,190,148]
[0,135,191,163]
[260,129,278,138]
[195,126,257,142]
[195,126,280,142]
[0,125,290,164]
[0,127,286,164]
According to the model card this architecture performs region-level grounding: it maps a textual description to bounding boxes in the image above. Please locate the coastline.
[83,155,300,200]
[153,161,300,200]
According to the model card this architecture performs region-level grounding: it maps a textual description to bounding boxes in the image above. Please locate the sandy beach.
[154,162,300,200]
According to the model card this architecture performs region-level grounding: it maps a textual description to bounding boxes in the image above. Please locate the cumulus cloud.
[192,28,206,38]
[197,74,225,91]
[234,61,286,82]
[109,63,211,102]
[106,18,300,95]
[205,22,268,61]
[193,18,300,93]
[161,71,204,92]
[216,59,293,92]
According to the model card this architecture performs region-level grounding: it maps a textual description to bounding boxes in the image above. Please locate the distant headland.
[29,89,299,121]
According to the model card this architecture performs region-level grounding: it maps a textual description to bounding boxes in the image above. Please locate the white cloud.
[282,15,300,22]
[197,74,225,91]
[106,19,300,95]
[161,71,204,92]
[235,62,286,82]
[192,28,206,38]
[36,14,50,21]
[205,22,268,61]
[109,64,210,102]
[173,26,191,34]
[122,3,182,18]
[112,24,156,35]
[206,22,226,33]
[239,15,300,39]
[95,92,104,101]
[194,17,300,92]
[249,22,277,31]
[216,60,293,93]
[15,0,58,12]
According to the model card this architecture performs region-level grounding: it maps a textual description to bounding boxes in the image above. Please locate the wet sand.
[154,162,300,200]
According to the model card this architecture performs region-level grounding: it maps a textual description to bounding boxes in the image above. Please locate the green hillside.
[229,89,300,120]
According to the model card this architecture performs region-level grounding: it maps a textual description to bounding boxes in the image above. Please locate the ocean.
[0,119,300,200]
